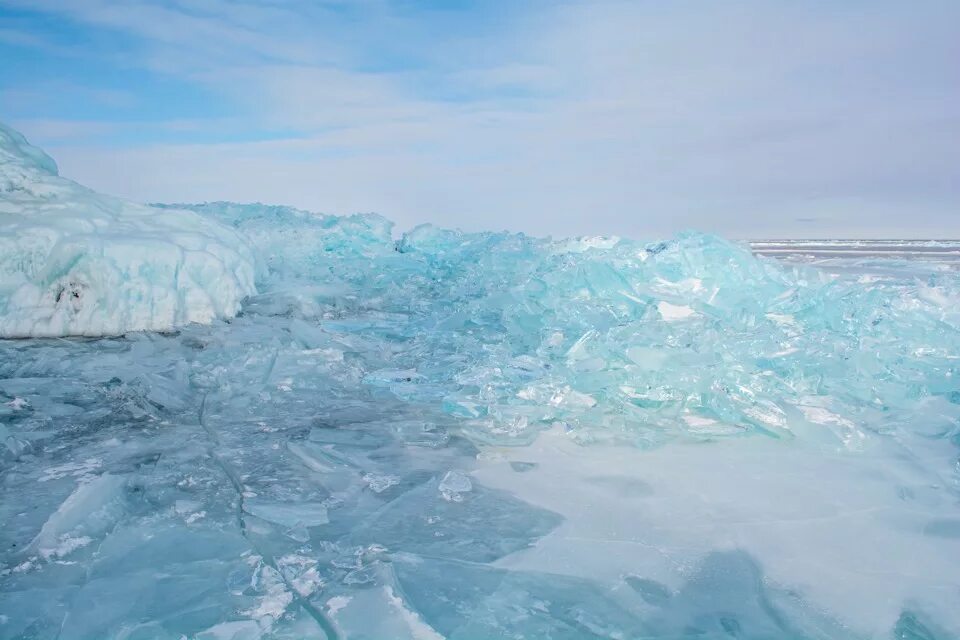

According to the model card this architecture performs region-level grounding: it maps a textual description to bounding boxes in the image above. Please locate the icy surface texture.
[0,124,256,337]
[2,144,960,636]
[166,205,960,450]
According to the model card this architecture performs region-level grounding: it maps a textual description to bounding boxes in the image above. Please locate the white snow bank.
[0,123,256,337]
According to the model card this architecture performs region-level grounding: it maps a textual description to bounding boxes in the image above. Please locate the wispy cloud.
[1,0,958,238]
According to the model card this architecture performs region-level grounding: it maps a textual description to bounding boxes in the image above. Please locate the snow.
[656,300,697,320]
[383,585,446,640]
[0,123,256,337]
[325,596,351,617]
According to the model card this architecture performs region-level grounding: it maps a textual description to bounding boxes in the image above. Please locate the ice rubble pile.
[3,133,960,638]
[2,122,957,444]
[0,124,256,338]
[171,202,960,447]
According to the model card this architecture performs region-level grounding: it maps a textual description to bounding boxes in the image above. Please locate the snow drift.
[0,123,256,337]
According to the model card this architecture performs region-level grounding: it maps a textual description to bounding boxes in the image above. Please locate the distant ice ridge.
[0,123,256,337]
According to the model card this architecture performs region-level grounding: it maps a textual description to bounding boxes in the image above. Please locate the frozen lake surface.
[2,122,959,640]
[751,240,960,277]
[3,229,959,639]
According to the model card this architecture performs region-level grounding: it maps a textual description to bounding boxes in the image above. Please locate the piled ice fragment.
[172,200,960,450]
[2,124,960,638]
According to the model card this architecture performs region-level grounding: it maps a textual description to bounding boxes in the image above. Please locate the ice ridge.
[0,123,257,338]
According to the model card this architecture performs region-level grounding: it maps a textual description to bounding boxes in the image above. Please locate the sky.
[1,0,958,239]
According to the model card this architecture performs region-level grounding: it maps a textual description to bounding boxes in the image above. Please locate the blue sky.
[1,0,958,238]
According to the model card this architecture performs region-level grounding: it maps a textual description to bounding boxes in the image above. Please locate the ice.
[362,472,400,493]
[437,470,472,501]
[0,124,256,337]
[392,556,648,639]
[243,500,331,528]
[27,473,125,557]
[472,427,960,637]
[2,126,960,637]
[347,476,563,563]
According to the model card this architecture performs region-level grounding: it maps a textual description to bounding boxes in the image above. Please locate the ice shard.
[2,123,960,638]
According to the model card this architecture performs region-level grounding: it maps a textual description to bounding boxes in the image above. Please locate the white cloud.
[5,0,959,238]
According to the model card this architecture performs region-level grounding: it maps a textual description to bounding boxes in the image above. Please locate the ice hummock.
[0,124,256,338]
[2,126,960,638]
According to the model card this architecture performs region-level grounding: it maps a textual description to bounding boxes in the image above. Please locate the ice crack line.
[198,393,340,639]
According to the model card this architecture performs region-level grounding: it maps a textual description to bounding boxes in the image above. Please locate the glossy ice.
[2,135,960,638]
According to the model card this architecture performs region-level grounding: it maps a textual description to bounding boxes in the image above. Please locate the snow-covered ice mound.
[0,123,256,337]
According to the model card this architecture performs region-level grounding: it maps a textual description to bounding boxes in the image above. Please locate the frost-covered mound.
[0,124,256,337]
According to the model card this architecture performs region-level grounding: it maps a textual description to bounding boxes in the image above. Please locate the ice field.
[2,125,960,639]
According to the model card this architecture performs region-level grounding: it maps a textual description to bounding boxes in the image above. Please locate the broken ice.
[2,124,960,638]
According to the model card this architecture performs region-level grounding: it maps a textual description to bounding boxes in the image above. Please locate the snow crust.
[0,123,256,337]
